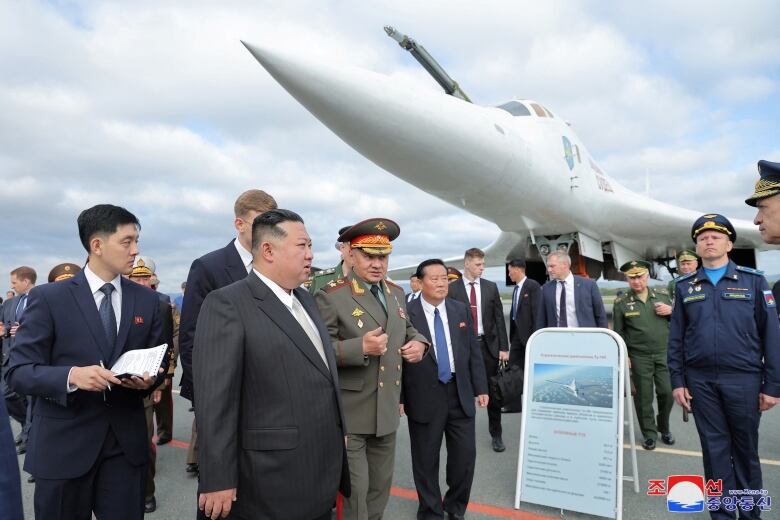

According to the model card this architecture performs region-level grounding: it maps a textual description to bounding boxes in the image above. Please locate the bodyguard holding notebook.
[7,204,166,520]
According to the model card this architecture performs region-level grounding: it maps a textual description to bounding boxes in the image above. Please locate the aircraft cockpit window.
[497,101,531,116]
[530,103,548,117]
[542,106,554,118]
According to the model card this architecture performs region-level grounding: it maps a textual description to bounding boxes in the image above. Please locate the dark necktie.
[468,282,478,335]
[14,294,27,322]
[434,308,451,384]
[99,283,117,357]
[558,280,568,327]
[511,285,519,322]
[370,284,387,315]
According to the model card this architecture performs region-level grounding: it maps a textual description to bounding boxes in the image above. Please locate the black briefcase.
[488,361,524,407]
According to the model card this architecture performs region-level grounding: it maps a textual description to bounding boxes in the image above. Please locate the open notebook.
[110,343,169,379]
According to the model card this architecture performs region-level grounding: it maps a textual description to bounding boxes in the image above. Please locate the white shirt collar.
[420,295,446,316]
[463,276,480,288]
[253,269,294,309]
[84,264,122,296]
[234,237,254,271]
[557,272,574,285]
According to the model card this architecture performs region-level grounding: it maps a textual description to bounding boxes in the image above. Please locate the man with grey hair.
[537,251,607,329]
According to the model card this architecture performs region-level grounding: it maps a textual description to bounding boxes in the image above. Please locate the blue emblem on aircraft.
[562,136,574,171]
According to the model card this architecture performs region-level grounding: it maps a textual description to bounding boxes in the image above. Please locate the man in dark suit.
[194,209,349,519]
[507,259,542,369]
[179,189,277,402]
[1,289,27,436]
[504,258,542,412]
[448,247,509,452]
[403,259,488,520]
[178,189,276,475]
[0,394,23,520]
[7,204,166,519]
[537,251,608,329]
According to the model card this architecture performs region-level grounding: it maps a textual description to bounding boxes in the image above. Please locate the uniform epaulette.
[675,271,696,282]
[614,295,624,304]
[385,279,402,291]
[736,265,764,276]
[322,278,349,293]
[654,287,668,295]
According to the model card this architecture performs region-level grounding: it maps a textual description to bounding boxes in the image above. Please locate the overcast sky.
[1,0,779,293]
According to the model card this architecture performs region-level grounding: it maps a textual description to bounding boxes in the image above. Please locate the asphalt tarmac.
[11,330,780,519]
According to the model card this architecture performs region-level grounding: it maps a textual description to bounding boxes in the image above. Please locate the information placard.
[514,328,627,519]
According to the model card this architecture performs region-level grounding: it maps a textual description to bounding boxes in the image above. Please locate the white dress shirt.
[253,270,322,344]
[83,264,122,332]
[234,237,254,273]
[554,272,579,328]
[420,297,455,373]
[462,277,484,335]
[514,276,528,310]
[68,264,123,392]
[406,290,420,303]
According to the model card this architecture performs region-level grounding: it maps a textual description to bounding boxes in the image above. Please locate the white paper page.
[110,343,168,377]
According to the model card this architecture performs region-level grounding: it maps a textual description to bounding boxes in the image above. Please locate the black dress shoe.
[186,463,199,475]
[156,435,172,446]
[642,438,656,451]
[16,443,26,455]
[27,475,35,483]
[491,436,506,452]
[661,432,675,445]
[144,496,156,513]
[446,514,465,520]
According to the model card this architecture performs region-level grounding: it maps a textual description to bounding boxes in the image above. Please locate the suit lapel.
[224,240,250,283]
[248,275,331,380]
[445,299,463,364]
[479,279,490,320]
[295,287,338,382]
[68,272,109,360]
[112,278,136,364]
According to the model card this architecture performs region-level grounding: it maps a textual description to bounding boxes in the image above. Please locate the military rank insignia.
[764,290,776,308]
[351,278,365,295]
[351,307,365,317]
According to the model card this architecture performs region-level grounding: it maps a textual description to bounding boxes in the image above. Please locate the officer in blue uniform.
[668,213,780,519]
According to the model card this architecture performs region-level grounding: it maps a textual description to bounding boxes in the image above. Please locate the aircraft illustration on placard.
[242,27,775,282]
[546,378,579,398]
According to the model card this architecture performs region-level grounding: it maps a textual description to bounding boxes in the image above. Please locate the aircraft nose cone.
[242,40,513,194]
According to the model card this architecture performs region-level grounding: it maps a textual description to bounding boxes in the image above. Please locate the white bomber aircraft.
[242,28,773,282]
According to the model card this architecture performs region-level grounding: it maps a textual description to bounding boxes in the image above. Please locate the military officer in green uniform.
[667,249,699,296]
[315,218,428,520]
[306,225,353,293]
[613,260,675,451]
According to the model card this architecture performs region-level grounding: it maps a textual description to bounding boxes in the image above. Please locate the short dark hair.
[508,258,526,269]
[77,205,140,253]
[252,209,304,251]
[464,247,485,260]
[10,266,36,285]
[415,258,447,279]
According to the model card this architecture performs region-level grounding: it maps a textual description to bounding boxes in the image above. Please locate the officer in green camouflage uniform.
[667,249,699,297]
[306,225,352,293]
[613,260,675,451]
